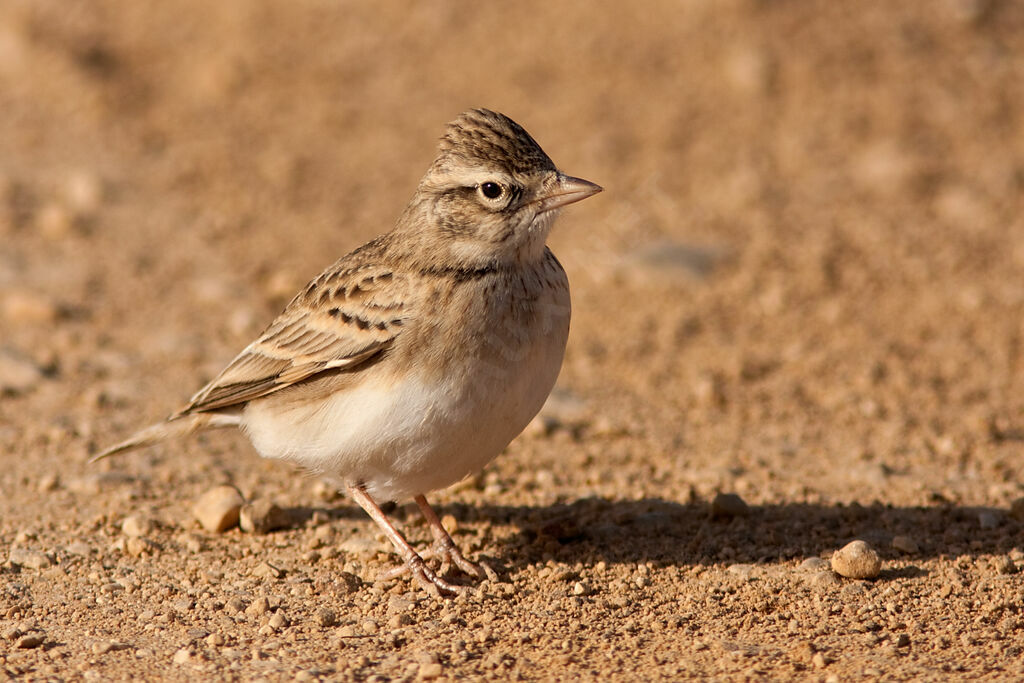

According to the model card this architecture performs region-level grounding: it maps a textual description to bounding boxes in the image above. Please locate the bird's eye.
[479,182,504,200]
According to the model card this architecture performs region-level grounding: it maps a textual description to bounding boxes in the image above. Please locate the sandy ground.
[2,1,1024,680]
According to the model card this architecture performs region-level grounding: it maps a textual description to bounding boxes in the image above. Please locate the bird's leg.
[346,484,462,597]
[415,495,496,581]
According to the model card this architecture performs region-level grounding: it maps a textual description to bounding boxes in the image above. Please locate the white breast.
[240,273,569,502]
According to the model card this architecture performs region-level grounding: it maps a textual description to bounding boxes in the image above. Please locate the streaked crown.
[431,109,556,176]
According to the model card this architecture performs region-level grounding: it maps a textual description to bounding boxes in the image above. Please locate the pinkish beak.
[537,173,603,213]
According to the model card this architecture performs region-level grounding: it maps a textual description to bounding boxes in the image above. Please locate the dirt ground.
[2,1,1024,680]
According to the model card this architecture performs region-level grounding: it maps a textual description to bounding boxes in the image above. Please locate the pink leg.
[346,485,462,597]
[414,495,494,580]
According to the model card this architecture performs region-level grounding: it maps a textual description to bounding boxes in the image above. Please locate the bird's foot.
[377,552,465,597]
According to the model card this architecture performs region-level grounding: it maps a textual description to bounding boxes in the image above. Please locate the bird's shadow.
[296,496,1021,571]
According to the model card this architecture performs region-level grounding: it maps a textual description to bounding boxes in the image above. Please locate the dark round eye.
[479,182,504,199]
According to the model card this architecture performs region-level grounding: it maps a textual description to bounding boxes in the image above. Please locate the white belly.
[240,319,567,502]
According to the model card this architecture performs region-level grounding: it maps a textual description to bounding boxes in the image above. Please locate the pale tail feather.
[90,413,242,462]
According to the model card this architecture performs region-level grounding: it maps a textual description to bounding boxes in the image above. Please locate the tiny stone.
[710,492,750,519]
[8,548,52,569]
[92,640,129,655]
[812,652,828,669]
[226,597,247,614]
[178,534,204,553]
[245,597,270,617]
[992,555,1017,575]
[16,633,44,649]
[389,613,413,629]
[37,473,59,492]
[809,571,840,588]
[65,541,93,556]
[1,291,58,325]
[251,561,284,579]
[0,348,44,395]
[799,557,830,572]
[891,535,919,554]
[831,540,882,579]
[35,203,74,239]
[418,662,443,680]
[335,571,363,594]
[191,485,244,533]
[267,612,288,631]
[239,499,292,534]
[206,632,225,647]
[895,633,911,648]
[317,608,337,628]
[121,515,153,538]
[126,537,157,557]
[311,479,341,501]
[65,170,104,212]
[172,648,191,665]
[572,580,591,596]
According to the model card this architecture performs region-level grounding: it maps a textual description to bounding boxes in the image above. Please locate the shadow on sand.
[293,496,1021,572]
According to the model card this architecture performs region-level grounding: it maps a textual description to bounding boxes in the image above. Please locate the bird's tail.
[90,412,241,462]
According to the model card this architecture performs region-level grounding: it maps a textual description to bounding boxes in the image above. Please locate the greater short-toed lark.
[95,108,602,596]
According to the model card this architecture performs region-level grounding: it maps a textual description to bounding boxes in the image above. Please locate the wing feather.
[174,255,409,416]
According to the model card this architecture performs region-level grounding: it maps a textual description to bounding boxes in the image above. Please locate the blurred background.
[3,2,1024,679]
[2,0,1023,510]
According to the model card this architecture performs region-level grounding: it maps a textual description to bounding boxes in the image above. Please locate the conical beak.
[537,174,603,213]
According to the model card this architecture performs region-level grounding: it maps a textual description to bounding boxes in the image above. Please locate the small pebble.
[239,499,292,534]
[799,557,830,572]
[125,537,157,557]
[418,662,443,680]
[710,492,749,519]
[267,612,288,631]
[65,171,104,212]
[121,515,153,538]
[317,608,337,628]
[172,648,191,665]
[245,597,270,617]
[36,473,59,492]
[92,640,129,655]
[2,291,58,325]
[831,540,882,579]
[992,555,1017,575]
[8,548,53,569]
[891,535,919,554]
[191,486,244,533]
[809,571,840,588]
[389,613,412,629]
[16,633,44,649]
[251,561,283,579]
[0,348,44,395]
[64,541,93,556]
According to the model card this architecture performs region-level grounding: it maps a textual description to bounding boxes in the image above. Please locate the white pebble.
[191,486,244,533]
[831,540,882,579]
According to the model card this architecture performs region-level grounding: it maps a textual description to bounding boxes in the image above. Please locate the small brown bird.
[94,109,601,596]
